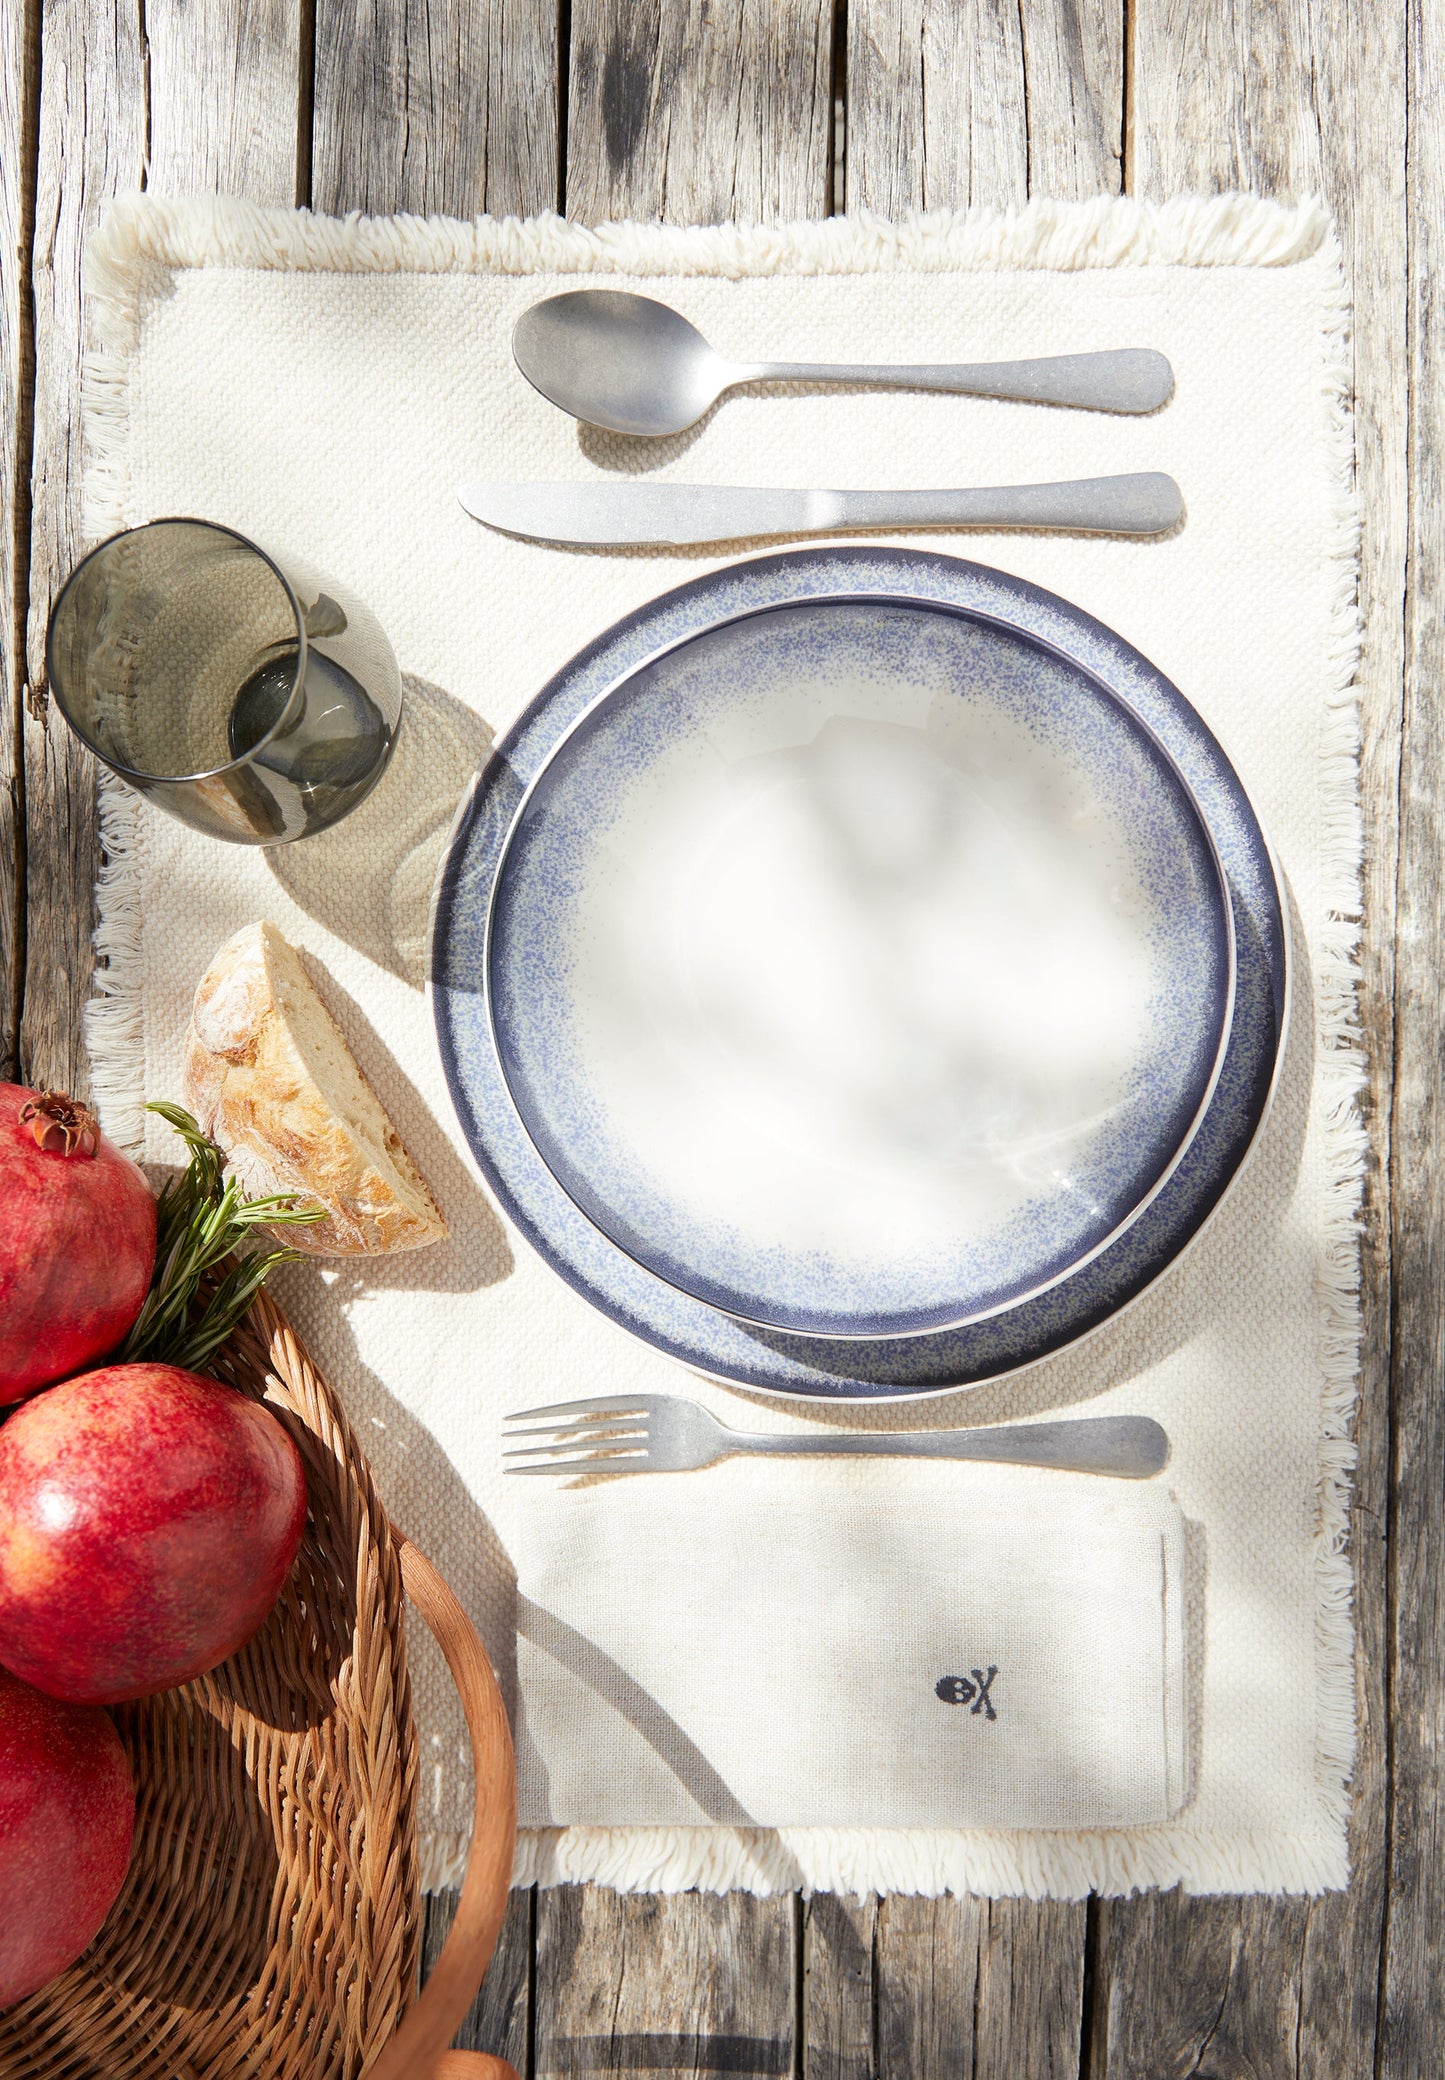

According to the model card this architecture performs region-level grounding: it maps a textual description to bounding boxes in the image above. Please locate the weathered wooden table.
[0,2,1433,2072]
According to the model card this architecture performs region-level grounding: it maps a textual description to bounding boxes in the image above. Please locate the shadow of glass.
[268,674,493,989]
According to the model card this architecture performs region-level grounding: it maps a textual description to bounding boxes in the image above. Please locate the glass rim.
[45,517,311,786]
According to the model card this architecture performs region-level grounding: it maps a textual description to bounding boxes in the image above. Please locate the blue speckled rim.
[431,547,1287,1401]
[484,593,1237,1340]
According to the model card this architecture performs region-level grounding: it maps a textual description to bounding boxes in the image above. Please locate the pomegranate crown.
[18,1089,99,1157]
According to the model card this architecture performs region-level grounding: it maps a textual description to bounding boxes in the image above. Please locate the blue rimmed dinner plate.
[484,594,1235,1339]
[432,548,1285,1400]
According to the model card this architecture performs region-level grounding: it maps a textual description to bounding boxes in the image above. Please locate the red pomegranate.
[0,1084,156,1404]
[0,1665,135,2008]
[0,1363,307,1705]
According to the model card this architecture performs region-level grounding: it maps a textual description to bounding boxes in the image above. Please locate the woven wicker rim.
[0,1289,517,2080]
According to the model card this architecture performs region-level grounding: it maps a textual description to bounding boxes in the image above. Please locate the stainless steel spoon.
[512,290,1176,436]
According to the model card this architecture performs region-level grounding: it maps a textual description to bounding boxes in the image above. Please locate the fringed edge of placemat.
[80,190,1332,541]
[80,192,1365,1900]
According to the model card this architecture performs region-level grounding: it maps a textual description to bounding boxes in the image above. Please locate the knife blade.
[458,474,1183,546]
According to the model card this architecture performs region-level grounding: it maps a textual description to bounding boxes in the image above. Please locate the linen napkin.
[516,1466,1191,1833]
[80,190,1362,1897]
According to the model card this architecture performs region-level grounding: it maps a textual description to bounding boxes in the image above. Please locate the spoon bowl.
[513,291,731,438]
[511,290,1176,437]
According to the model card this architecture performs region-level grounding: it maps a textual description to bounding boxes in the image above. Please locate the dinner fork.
[503,1394,1168,1479]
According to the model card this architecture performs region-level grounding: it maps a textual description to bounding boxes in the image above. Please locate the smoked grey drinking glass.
[46,519,403,844]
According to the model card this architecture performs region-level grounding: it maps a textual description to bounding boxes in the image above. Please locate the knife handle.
[751,348,1175,414]
[832,474,1183,538]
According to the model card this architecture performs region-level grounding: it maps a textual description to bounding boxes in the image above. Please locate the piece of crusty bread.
[182,921,447,1257]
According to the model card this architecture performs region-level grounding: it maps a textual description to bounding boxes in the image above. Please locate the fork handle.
[735,1416,1167,1480]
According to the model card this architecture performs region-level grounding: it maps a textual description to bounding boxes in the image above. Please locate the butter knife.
[458,473,1183,546]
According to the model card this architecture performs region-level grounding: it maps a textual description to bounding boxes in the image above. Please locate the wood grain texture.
[565,0,835,224]
[21,0,309,1099]
[1378,3,1445,2071]
[145,0,304,206]
[805,1894,1086,2080]
[1090,1896,1312,2079]
[422,1886,532,2073]
[532,1887,795,2076]
[1091,2,1407,2074]
[1292,4,1403,2072]
[312,0,560,218]
[0,0,36,1083]
[845,0,1122,212]
[20,0,146,1095]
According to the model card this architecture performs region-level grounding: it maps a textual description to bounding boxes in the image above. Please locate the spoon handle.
[745,347,1174,414]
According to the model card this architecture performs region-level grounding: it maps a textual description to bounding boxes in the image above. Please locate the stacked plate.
[431,548,1286,1401]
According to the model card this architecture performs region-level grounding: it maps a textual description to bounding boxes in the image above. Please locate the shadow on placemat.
[270,673,492,990]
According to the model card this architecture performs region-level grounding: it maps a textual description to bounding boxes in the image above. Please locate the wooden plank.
[422,1885,532,2070]
[564,0,834,224]
[22,0,316,1103]
[311,0,560,219]
[1289,4,1402,2066]
[1377,2,1445,2072]
[0,0,36,1084]
[845,0,1122,213]
[145,0,304,207]
[532,1886,794,2076]
[22,0,308,1101]
[20,0,147,1096]
[1089,2,1406,2075]
[804,1894,1085,2080]
[1090,1896,1311,2079]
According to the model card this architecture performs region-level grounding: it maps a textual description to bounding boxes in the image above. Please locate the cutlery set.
[464,288,1183,545]
[482,289,1194,1478]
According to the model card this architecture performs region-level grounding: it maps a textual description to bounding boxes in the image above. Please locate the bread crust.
[182,923,448,1257]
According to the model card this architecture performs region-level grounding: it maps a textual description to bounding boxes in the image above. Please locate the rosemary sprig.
[119,1102,324,1373]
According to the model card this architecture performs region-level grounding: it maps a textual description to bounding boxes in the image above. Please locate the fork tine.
[505,1437,647,1459]
[504,1417,649,1439]
[504,1394,654,1423]
[506,1455,642,1476]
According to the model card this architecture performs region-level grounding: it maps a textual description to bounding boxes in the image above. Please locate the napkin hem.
[82,190,1332,543]
[80,191,1365,1901]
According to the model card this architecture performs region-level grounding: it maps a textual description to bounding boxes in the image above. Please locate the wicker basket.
[0,1291,517,2080]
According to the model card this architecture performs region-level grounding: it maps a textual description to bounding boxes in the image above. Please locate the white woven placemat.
[82,191,1362,1898]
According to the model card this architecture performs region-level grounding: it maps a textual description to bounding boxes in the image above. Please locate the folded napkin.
[517,1465,1191,1833]
[82,190,1362,1898]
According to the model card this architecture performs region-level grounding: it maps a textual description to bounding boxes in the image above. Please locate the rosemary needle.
[119,1102,324,1373]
